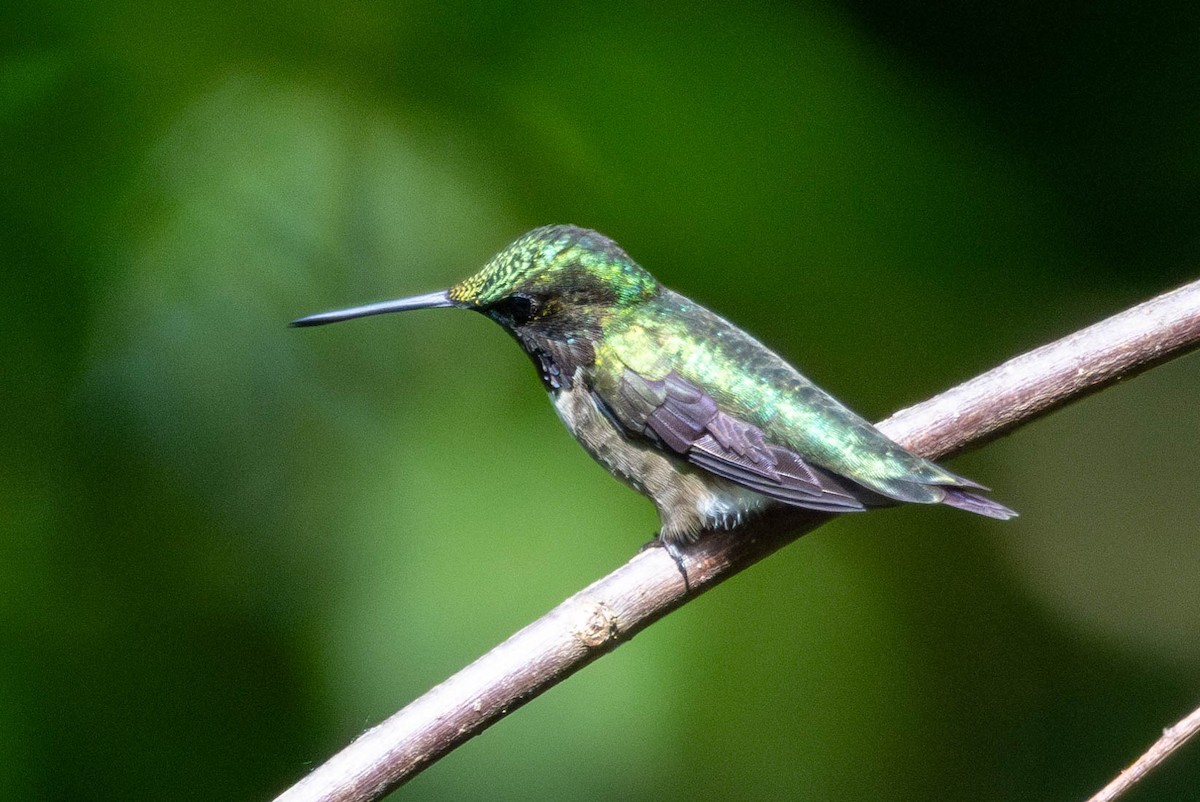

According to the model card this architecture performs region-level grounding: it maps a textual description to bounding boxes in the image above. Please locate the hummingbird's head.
[290,225,658,332]
[448,225,658,328]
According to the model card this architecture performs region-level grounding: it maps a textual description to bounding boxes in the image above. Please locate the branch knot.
[573,600,620,648]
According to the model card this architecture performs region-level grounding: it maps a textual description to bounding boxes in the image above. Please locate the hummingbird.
[293,225,1015,544]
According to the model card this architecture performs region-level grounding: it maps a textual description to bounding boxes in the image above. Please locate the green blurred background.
[5,2,1200,799]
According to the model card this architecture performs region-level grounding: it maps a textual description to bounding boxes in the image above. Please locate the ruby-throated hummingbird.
[293,225,1014,543]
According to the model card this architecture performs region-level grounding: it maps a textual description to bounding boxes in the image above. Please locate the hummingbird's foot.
[640,535,691,592]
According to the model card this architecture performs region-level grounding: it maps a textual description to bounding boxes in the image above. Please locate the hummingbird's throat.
[531,346,567,391]
[516,331,596,393]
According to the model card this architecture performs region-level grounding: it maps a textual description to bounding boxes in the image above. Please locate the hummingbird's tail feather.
[939,488,1018,520]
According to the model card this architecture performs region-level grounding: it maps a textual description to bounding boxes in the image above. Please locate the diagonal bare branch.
[1086,703,1200,802]
[276,278,1200,802]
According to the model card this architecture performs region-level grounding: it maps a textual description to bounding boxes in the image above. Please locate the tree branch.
[1086,704,1200,802]
[275,278,1200,802]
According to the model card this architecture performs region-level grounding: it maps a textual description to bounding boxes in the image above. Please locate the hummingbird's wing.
[609,370,867,513]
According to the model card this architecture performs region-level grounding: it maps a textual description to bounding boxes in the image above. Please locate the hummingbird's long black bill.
[290,289,455,327]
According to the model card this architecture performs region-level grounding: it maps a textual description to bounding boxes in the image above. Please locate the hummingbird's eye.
[505,293,539,324]
[484,293,541,325]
